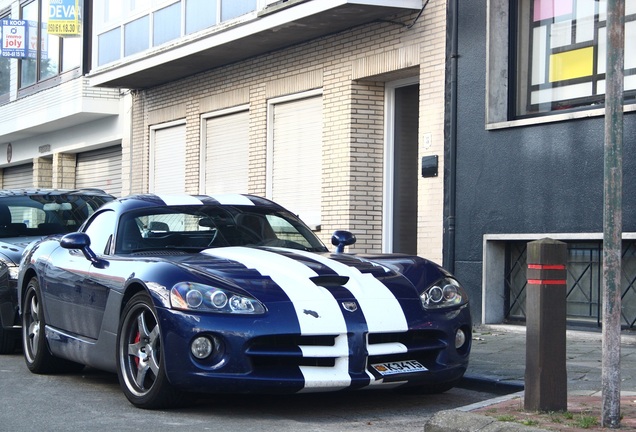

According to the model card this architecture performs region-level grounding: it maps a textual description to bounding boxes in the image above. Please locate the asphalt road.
[0,351,496,432]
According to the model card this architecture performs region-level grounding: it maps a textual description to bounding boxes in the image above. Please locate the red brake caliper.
[134,331,141,368]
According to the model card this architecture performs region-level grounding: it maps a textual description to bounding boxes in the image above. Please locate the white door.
[384,81,419,254]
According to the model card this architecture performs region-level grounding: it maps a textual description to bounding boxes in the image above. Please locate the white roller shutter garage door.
[3,163,34,189]
[76,146,122,196]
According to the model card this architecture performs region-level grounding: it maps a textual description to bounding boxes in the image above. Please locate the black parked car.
[0,189,114,353]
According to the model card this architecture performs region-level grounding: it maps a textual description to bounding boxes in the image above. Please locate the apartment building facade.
[454,0,636,327]
[87,0,448,261]
[0,0,126,196]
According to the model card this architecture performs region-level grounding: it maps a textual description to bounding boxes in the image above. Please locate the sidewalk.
[424,324,636,431]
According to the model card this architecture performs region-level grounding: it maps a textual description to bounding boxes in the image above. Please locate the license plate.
[371,360,428,376]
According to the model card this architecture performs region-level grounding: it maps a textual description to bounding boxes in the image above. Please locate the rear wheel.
[22,277,83,373]
[117,292,190,409]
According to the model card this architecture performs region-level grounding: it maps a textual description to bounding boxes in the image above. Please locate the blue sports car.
[18,194,471,408]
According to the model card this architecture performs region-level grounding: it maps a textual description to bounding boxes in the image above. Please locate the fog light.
[191,336,213,359]
[455,328,466,349]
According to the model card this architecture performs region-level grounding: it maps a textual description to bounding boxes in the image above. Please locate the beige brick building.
[113,1,448,261]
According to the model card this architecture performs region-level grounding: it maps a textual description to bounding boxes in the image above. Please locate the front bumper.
[158,301,471,394]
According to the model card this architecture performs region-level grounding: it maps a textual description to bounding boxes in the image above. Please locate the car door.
[42,210,117,339]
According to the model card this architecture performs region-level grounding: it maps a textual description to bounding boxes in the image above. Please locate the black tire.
[0,325,16,354]
[117,292,190,409]
[22,277,84,373]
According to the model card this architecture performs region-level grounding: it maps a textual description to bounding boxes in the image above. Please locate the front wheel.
[117,292,189,409]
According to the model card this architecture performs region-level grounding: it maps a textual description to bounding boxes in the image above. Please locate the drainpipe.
[443,0,459,273]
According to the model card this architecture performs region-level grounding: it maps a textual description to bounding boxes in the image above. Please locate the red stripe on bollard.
[528,264,566,270]
[527,279,567,285]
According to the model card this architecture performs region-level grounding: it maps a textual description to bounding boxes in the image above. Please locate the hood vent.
[310,275,350,287]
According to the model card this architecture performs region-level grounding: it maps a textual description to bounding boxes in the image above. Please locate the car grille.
[246,330,446,373]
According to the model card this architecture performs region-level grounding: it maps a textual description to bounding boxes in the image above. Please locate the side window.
[84,210,117,255]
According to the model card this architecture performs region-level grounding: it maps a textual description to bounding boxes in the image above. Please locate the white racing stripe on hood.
[202,247,347,335]
[290,250,409,333]
[202,246,352,390]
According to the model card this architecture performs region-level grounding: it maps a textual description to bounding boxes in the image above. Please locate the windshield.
[115,205,328,254]
[0,193,112,238]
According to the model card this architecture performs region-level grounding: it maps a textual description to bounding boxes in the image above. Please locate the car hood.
[174,246,451,333]
[0,236,43,266]
[175,246,449,300]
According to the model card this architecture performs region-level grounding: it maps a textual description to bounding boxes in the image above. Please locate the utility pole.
[602,0,624,428]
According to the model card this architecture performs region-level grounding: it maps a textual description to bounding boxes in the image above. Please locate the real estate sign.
[48,0,81,36]
[0,20,28,58]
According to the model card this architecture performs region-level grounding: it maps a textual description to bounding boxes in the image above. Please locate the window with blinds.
[151,122,186,194]
[269,95,322,229]
[203,110,249,194]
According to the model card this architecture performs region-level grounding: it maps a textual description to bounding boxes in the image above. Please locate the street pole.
[602,0,624,428]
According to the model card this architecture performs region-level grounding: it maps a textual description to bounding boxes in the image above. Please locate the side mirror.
[331,230,356,253]
[60,232,102,265]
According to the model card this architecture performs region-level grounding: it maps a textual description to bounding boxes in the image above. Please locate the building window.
[504,239,636,329]
[515,0,636,117]
[185,0,216,34]
[267,91,323,230]
[221,0,257,21]
[19,0,82,89]
[150,121,186,194]
[124,15,149,57]
[94,0,258,67]
[98,28,121,65]
[201,107,249,194]
[154,3,181,46]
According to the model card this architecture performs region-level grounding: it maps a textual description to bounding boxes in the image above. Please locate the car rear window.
[0,194,112,237]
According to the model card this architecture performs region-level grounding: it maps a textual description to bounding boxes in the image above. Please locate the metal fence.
[505,240,636,329]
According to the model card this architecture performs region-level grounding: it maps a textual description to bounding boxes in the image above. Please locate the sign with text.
[48,0,82,36]
[1,19,28,58]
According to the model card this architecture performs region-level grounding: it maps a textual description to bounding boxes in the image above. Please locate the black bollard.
[524,238,568,412]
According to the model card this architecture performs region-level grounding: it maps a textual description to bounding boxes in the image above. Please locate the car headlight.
[420,277,468,310]
[7,264,19,281]
[170,282,266,315]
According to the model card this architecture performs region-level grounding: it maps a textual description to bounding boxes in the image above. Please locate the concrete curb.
[423,409,551,432]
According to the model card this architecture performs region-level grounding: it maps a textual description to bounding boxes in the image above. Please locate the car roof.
[0,188,113,198]
[105,193,286,212]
